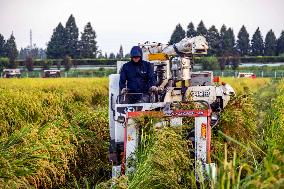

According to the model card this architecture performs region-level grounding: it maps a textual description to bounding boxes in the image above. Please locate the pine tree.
[124,53,130,58]
[5,33,18,67]
[169,24,185,45]
[196,20,207,37]
[207,25,219,55]
[0,34,5,57]
[277,31,284,55]
[19,48,25,59]
[236,25,250,56]
[226,28,236,55]
[119,45,124,59]
[186,22,196,38]
[97,51,103,59]
[47,23,66,58]
[264,29,277,56]
[109,53,115,59]
[251,27,264,56]
[19,46,45,60]
[109,52,115,59]
[79,22,97,58]
[218,25,235,56]
[65,14,79,58]
[218,24,227,56]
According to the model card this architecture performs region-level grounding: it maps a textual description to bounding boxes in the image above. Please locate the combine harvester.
[108,36,235,182]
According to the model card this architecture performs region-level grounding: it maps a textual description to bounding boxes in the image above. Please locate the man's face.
[132,56,141,63]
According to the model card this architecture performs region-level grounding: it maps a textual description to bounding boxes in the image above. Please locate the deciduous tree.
[63,55,72,71]
[25,56,34,71]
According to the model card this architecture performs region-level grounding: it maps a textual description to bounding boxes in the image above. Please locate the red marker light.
[213,76,220,83]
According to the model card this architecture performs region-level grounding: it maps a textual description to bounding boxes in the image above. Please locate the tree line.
[19,45,46,60]
[169,21,284,56]
[1,16,284,70]
[47,14,97,59]
[46,14,128,59]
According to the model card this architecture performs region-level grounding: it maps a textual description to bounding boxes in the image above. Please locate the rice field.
[0,78,109,188]
[0,77,283,189]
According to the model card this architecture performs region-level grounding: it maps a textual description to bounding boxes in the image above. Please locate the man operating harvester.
[119,46,157,103]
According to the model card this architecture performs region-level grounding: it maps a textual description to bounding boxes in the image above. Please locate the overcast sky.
[0,0,284,54]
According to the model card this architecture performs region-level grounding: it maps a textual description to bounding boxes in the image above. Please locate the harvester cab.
[108,36,235,181]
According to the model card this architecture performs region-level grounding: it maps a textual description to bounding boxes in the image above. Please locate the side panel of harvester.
[109,74,120,151]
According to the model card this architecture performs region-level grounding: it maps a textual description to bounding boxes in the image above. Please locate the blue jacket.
[119,60,156,93]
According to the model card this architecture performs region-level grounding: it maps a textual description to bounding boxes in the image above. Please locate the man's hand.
[121,88,128,94]
[149,86,158,92]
